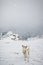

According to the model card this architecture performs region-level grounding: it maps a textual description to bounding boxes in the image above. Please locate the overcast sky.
[0,0,43,35]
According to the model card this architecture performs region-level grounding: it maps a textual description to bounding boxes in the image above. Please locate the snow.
[6,31,13,36]
[3,31,20,41]
[0,37,43,65]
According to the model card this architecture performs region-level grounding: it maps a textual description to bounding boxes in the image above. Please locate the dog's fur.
[22,45,29,61]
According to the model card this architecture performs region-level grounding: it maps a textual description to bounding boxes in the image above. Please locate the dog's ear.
[22,45,24,47]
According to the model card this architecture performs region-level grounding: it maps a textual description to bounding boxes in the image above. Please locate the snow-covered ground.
[0,37,43,65]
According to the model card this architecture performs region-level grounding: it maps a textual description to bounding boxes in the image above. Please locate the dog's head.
[22,45,27,49]
[22,45,29,54]
[22,45,29,51]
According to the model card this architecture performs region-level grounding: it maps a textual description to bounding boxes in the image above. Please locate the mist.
[0,0,43,35]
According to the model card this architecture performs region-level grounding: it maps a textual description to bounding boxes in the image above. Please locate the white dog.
[22,45,30,62]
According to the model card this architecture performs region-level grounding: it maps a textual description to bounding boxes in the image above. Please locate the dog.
[22,45,30,62]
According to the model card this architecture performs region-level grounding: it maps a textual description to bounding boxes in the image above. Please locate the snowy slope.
[0,38,43,65]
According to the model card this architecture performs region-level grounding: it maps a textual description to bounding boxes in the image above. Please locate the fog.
[0,0,43,35]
